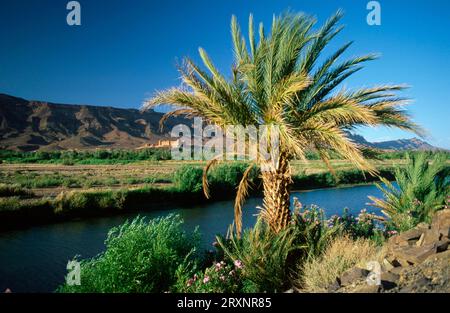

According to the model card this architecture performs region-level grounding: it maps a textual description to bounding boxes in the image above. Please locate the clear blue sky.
[1,0,449,148]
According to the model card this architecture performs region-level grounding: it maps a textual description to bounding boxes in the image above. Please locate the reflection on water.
[0,184,385,292]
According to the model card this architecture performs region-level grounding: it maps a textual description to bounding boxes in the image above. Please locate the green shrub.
[0,183,33,198]
[328,208,389,245]
[53,190,122,215]
[57,214,201,293]
[173,165,203,193]
[291,198,342,259]
[0,197,52,219]
[30,176,63,188]
[62,158,75,166]
[369,152,450,231]
[0,196,23,211]
[208,163,258,195]
[217,218,303,292]
[292,168,396,190]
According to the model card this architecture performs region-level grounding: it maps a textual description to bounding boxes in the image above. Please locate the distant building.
[137,139,180,149]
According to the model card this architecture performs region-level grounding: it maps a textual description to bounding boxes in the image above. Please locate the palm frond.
[234,163,258,236]
[202,158,220,199]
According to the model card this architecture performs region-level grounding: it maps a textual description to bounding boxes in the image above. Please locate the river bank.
[0,184,387,292]
[0,165,396,231]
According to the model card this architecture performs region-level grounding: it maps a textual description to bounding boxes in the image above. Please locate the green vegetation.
[0,183,33,197]
[3,148,442,165]
[0,169,170,189]
[173,165,204,193]
[0,148,171,164]
[1,8,449,295]
[369,152,449,231]
[217,219,303,292]
[144,10,421,235]
[52,202,393,293]
[292,167,396,189]
[0,161,399,231]
[57,215,201,293]
[48,152,447,293]
[300,236,385,292]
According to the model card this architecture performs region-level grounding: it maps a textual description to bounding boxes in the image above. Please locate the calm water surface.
[0,184,385,292]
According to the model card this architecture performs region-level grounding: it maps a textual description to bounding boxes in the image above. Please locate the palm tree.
[369,152,449,231]
[143,11,422,234]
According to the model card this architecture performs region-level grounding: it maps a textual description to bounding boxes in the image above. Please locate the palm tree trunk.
[261,153,292,233]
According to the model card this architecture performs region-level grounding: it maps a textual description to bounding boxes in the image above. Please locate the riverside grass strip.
[0,159,407,193]
[0,164,400,231]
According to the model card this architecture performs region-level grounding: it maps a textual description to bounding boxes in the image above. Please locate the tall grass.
[0,183,33,197]
[300,236,386,292]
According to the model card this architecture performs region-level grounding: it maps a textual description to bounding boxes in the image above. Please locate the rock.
[388,267,404,275]
[387,251,411,267]
[388,234,409,247]
[436,240,449,252]
[415,233,425,246]
[326,279,341,292]
[413,244,439,263]
[422,228,441,246]
[398,228,425,244]
[441,226,450,239]
[431,208,450,226]
[386,255,404,268]
[284,288,294,293]
[340,267,369,287]
[387,227,427,252]
[353,284,380,293]
[431,209,450,238]
[382,258,395,271]
[393,244,437,265]
[416,222,431,231]
[392,250,450,293]
[380,272,400,290]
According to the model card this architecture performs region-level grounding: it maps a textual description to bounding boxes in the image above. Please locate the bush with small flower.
[328,208,392,245]
[292,198,342,258]
[177,260,244,293]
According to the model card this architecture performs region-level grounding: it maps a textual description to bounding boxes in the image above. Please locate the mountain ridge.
[0,93,442,152]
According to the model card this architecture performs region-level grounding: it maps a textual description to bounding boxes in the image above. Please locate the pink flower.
[234,260,243,269]
[186,278,194,287]
[220,275,225,281]
[203,276,210,284]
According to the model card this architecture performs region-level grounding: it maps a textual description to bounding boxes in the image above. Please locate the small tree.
[369,152,449,231]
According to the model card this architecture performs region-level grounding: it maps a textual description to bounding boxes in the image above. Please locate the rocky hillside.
[0,94,190,151]
[346,133,437,151]
[333,209,450,293]
[0,93,440,151]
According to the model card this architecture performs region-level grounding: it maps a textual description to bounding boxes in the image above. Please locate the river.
[0,183,385,292]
